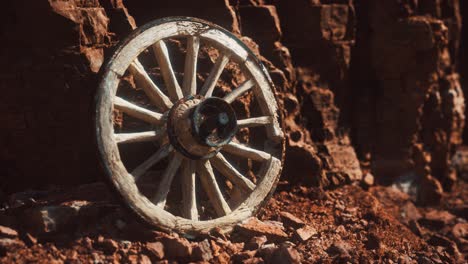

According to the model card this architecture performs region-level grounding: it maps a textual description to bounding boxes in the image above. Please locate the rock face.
[351,0,465,193]
[0,0,466,200]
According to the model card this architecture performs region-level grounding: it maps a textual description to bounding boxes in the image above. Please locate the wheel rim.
[95,17,284,234]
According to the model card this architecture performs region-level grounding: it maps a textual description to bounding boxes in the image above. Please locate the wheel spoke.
[128,60,173,111]
[211,153,256,193]
[223,79,255,103]
[222,142,271,162]
[115,130,164,144]
[153,40,183,101]
[196,160,232,217]
[131,144,173,181]
[181,159,198,220]
[237,116,273,129]
[182,36,200,96]
[200,54,230,97]
[152,153,183,207]
[114,97,163,125]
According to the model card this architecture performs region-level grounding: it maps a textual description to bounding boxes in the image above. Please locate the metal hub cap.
[167,96,237,160]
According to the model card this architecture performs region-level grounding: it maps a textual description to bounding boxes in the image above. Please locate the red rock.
[417,175,444,205]
[245,235,267,250]
[0,226,18,238]
[400,202,422,223]
[191,239,213,261]
[271,245,301,264]
[0,238,25,256]
[295,225,317,242]
[95,238,119,255]
[326,241,351,259]
[231,250,257,263]
[145,241,164,260]
[279,212,305,228]
[235,218,288,242]
[451,223,468,240]
[362,173,375,187]
[159,236,192,259]
[419,210,456,229]
[139,254,152,264]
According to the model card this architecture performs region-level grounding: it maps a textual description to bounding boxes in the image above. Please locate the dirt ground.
[0,178,465,263]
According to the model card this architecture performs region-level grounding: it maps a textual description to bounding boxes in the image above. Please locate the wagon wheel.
[95,17,284,234]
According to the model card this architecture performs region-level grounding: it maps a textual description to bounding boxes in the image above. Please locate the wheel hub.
[167,96,237,160]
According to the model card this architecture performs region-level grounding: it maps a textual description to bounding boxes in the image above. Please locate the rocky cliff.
[0,0,466,203]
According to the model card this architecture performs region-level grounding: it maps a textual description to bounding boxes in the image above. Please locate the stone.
[95,237,118,255]
[400,202,422,223]
[417,175,444,206]
[140,254,152,264]
[231,250,257,263]
[245,235,268,250]
[326,241,351,259]
[235,217,288,242]
[419,210,456,230]
[362,173,375,187]
[256,243,278,263]
[159,236,192,259]
[0,238,25,256]
[451,223,468,240]
[21,201,87,235]
[271,245,301,264]
[295,225,317,242]
[0,226,18,238]
[145,241,164,260]
[191,239,213,261]
[279,212,305,228]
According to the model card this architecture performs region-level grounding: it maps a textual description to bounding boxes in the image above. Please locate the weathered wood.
[152,153,183,207]
[115,130,164,144]
[200,54,230,97]
[222,142,271,161]
[223,79,255,103]
[237,116,273,129]
[129,60,173,110]
[245,58,283,141]
[196,160,232,216]
[181,159,198,220]
[182,36,200,96]
[96,18,285,234]
[153,40,183,101]
[113,97,163,125]
[131,144,173,180]
[210,153,255,193]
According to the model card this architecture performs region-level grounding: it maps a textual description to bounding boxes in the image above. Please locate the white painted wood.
[128,60,173,111]
[182,36,200,96]
[196,160,232,217]
[237,116,273,129]
[152,40,183,101]
[131,144,173,180]
[181,159,198,220]
[113,97,163,125]
[115,130,164,144]
[200,54,230,97]
[210,153,255,193]
[222,142,271,161]
[152,153,183,207]
[223,79,255,103]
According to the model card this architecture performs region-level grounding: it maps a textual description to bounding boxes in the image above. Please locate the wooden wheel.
[95,17,284,234]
